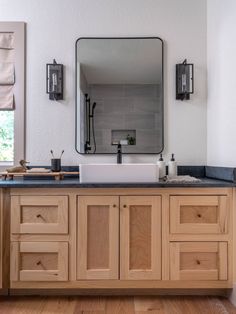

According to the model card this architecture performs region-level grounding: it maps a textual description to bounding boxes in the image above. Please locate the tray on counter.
[0,171,80,181]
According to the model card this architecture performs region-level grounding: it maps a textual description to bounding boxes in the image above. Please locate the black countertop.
[0,165,235,188]
[0,177,235,188]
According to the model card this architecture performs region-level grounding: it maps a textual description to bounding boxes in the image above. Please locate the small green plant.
[0,111,14,162]
[127,134,136,145]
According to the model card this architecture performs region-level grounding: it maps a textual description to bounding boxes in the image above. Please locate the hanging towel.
[0,62,14,85]
[0,85,14,110]
[0,33,14,49]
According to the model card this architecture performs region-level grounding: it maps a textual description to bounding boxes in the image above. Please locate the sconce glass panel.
[46,60,63,100]
[176,60,194,100]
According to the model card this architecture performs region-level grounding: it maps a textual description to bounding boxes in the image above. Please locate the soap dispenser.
[168,153,177,178]
[157,154,166,179]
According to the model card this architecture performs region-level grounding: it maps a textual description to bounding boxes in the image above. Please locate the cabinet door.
[170,195,228,234]
[11,195,68,234]
[11,242,68,281]
[120,196,161,280]
[170,242,227,281]
[77,196,119,280]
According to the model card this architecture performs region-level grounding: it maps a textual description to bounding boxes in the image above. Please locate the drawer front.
[11,242,68,281]
[170,242,227,281]
[11,195,68,234]
[170,195,228,234]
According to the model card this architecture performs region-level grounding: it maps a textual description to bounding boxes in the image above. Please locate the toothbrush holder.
[51,158,61,172]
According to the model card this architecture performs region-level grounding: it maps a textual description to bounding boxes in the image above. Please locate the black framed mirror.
[75,37,164,154]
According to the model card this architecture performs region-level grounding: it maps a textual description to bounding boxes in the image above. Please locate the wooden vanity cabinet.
[7,187,234,292]
[0,189,3,289]
[0,189,9,292]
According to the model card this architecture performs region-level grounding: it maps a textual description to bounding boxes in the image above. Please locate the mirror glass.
[76,37,163,154]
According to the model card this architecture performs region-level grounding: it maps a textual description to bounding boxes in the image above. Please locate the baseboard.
[230,283,236,306]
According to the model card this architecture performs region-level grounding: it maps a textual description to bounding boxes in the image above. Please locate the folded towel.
[0,62,14,85]
[0,33,14,49]
[27,168,51,173]
[0,85,14,110]
[166,175,201,183]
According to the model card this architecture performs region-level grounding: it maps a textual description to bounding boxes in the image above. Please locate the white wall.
[207,0,236,167]
[0,0,207,165]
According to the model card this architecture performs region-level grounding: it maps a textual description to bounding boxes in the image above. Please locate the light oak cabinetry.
[77,195,161,281]
[11,241,68,282]
[77,196,119,280]
[10,193,70,285]
[11,195,68,234]
[170,242,227,281]
[170,195,228,234]
[120,196,161,280]
[5,187,234,293]
[0,189,9,292]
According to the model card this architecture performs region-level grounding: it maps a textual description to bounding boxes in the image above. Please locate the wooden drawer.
[11,195,68,234]
[11,242,68,281]
[170,242,227,281]
[170,195,228,234]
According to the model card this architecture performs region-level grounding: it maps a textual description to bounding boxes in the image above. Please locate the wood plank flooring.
[0,296,235,314]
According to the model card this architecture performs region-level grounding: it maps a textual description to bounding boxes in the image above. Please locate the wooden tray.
[0,171,80,181]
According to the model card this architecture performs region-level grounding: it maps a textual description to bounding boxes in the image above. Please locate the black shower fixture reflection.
[84,94,96,154]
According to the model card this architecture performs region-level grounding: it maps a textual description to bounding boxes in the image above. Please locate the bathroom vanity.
[0,176,235,295]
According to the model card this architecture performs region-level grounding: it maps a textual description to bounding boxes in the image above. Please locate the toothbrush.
[60,150,64,158]
[50,150,55,158]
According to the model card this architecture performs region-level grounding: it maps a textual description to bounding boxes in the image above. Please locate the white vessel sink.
[79,163,159,183]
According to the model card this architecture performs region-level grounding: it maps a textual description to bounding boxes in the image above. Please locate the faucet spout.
[117,144,122,164]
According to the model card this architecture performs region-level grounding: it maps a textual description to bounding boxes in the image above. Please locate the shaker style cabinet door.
[170,195,229,234]
[120,196,162,280]
[77,196,119,280]
[11,195,68,234]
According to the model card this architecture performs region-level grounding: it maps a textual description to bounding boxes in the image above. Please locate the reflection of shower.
[84,94,96,154]
[91,102,97,153]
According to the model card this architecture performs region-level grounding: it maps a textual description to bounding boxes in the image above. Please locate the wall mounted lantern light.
[46,59,63,100]
[176,59,194,100]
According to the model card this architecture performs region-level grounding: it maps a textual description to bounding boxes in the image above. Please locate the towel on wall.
[0,62,14,85]
[0,33,14,49]
[0,85,14,110]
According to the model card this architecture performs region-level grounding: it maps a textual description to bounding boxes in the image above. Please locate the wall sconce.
[176,59,194,100]
[46,59,63,100]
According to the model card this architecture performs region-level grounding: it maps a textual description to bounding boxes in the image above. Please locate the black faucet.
[117,144,122,164]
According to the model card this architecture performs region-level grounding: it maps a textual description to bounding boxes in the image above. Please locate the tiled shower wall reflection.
[89,84,163,153]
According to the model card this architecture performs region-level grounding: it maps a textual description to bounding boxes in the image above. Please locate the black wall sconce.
[46,59,63,100]
[176,59,194,100]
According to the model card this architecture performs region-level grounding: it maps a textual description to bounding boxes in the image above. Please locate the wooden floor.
[0,296,235,314]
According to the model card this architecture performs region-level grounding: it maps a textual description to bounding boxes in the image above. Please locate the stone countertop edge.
[0,178,235,188]
[0,165,235,188]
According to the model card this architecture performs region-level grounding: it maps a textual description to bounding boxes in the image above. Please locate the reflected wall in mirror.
[76,37,164,154]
